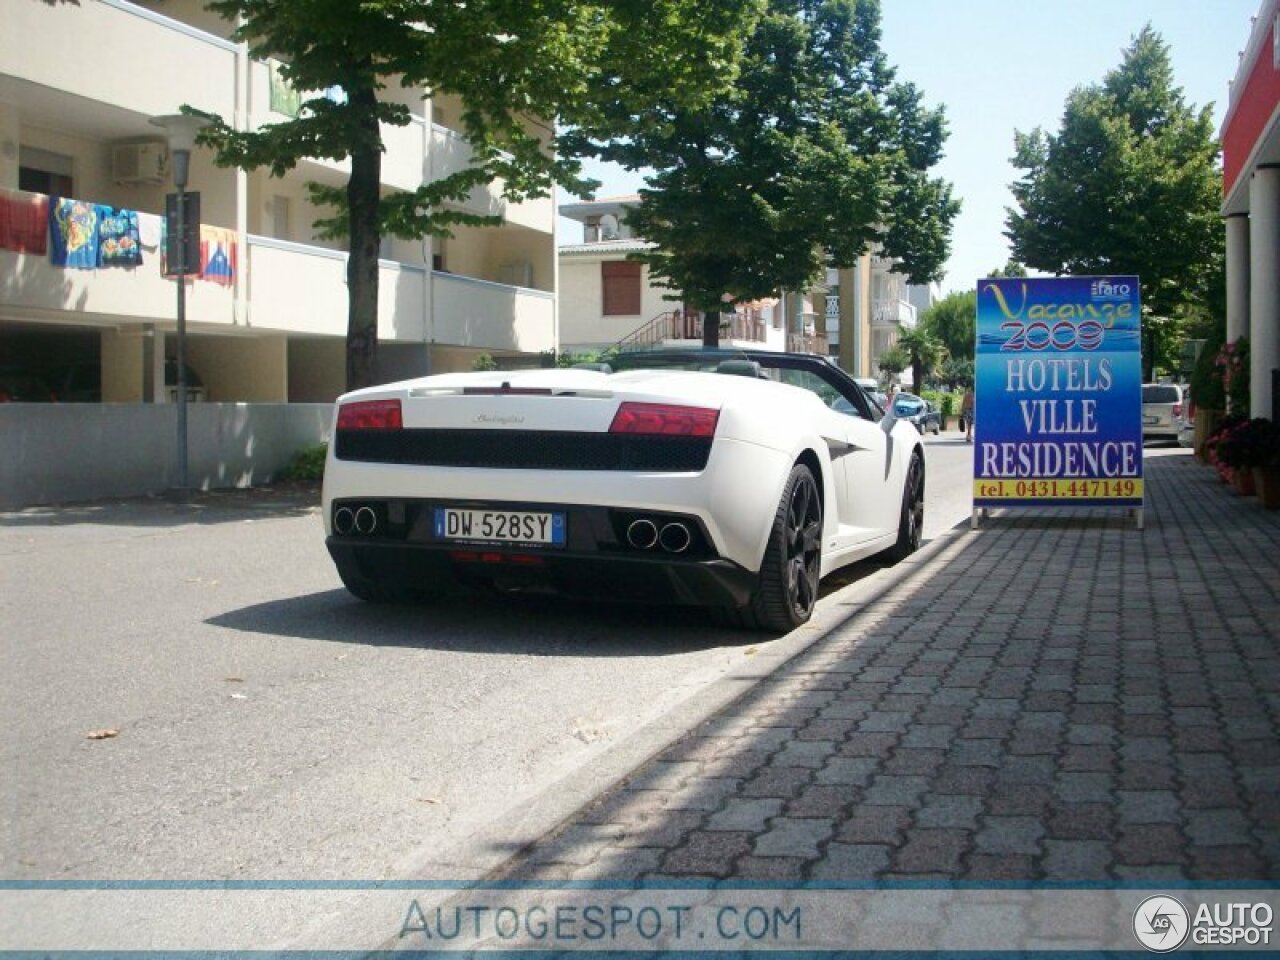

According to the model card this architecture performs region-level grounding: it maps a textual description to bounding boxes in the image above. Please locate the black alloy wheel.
[741,463,823,632]
[887,452,924,562]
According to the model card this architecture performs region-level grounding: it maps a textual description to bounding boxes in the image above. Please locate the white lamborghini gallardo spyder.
[322,349,925,633]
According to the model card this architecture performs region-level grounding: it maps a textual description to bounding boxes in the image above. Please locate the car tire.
[735,463,822,633]
[885,452,924,563]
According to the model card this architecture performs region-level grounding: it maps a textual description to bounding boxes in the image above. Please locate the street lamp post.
[150,113,209,490]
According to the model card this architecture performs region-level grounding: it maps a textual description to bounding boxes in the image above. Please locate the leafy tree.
[1005,25,1224,380]
[569,0,958,347]
[987,261,1026,278]
[877,344,908,383]
[938,357,974,391]
[195,0,757,389]
[919,289,976,362]
[897,325,947,395]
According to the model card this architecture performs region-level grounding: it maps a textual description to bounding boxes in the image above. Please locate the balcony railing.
[614,309,769,351]
[6,0,237,122]
[787,333,830,355]
[871,298,918,329]
[1,187,550,352]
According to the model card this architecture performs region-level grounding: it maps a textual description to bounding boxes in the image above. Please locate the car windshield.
[893,396,925,415]
[1142,385,1181,404]
[606,348,876,420]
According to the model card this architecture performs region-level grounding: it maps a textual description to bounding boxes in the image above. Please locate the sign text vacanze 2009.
[973,276,1143,507]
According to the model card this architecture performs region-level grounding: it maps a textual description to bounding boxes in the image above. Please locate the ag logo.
[1133,895,1190,952]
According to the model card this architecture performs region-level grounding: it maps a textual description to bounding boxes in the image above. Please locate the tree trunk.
[346,88,383,392]
[703,309,721,348]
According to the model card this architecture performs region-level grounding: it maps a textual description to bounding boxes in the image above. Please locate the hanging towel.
[49,197,99,269]
[199,225,237,285]
[0,192,49,254]
[137,212,162,250]
[97,206,143,267]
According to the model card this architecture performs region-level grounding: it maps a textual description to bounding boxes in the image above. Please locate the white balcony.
[431,272,554,354]
[245,237,427,343]
[428,125,553,234]
[871,298,918,329]
[3,0,237,124]
[1,183,549,353]
[245,61,428,192]
[0,194,235,328]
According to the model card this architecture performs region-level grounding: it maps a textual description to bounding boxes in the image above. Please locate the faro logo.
[1091,279,1131,301]
[1133,895,1190,952]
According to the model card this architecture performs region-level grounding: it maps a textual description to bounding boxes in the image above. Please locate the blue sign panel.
[973,276,1143,507]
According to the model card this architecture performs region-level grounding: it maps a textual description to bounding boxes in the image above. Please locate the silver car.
[1141,383,1184,442]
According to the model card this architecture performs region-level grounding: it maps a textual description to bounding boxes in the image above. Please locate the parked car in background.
[1177,392,1196,448]
[322,349,926,633]
[0,367,55,402]
[852,377,888,413]
[891,392,942,435]
[1141,383,1184,443]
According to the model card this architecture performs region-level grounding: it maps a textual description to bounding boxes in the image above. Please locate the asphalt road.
[0,433,972,881]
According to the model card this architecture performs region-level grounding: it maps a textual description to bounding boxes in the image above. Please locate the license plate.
[1143,415,1159,424]
[434,508,565,546]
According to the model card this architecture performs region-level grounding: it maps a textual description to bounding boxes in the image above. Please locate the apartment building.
[0,0,558,406]
[557,197,932,376]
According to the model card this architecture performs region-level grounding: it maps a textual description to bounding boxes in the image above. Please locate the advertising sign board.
[973,276,1143,521]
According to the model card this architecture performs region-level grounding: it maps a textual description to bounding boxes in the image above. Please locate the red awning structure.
[1221,0,1280,421]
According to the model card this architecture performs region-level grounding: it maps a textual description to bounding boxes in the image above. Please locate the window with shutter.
[602,261,642,316]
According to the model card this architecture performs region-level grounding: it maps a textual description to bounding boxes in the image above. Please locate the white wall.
[0,402,332,508]
[558,255,675,349]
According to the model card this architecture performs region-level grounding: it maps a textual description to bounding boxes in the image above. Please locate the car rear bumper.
[326,538,758,608]
[324,496,759,608]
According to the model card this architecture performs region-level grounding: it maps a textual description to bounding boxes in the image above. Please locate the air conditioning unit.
[111,142,168,185]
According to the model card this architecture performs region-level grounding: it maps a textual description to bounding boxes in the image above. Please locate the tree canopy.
[919,289,976,363]
[566,0,958,344]
[1004,25,1224,378]
[896,324,947,395]
[195,0,758,388]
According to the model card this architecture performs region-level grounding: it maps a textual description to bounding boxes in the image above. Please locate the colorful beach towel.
[97,207,143,267]
[199,226,236,285]
[0,192,49,254]
[49,197,99,269]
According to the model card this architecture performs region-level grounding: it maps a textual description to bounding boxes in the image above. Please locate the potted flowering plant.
[1214,417,1277,498]
[1205,413,1247,483]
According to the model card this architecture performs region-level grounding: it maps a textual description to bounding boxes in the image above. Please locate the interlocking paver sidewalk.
[498,452,1280,882]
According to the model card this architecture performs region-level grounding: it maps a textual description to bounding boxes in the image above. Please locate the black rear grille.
[335,429,712,472]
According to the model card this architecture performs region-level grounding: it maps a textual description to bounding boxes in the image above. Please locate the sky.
[556,0,1265,297]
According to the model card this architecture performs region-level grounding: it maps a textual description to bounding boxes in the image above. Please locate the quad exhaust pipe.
[626,518,692,553]
[333,506,355,536]
[625,519,658,550]
[333,504,378,536]
[659,522,692,554]
[354,506,378,535]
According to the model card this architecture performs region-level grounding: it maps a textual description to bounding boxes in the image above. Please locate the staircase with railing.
[611,308,769,352]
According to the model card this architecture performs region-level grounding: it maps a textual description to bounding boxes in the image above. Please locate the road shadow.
[208,587,763,656]
[0,485,320,530]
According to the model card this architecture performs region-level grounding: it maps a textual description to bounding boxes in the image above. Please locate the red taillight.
[337,398,402,430]
[609,402,719,437]
[1173,403,1183,418]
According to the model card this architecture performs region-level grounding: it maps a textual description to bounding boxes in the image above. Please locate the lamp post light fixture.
[150,113,210,490]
